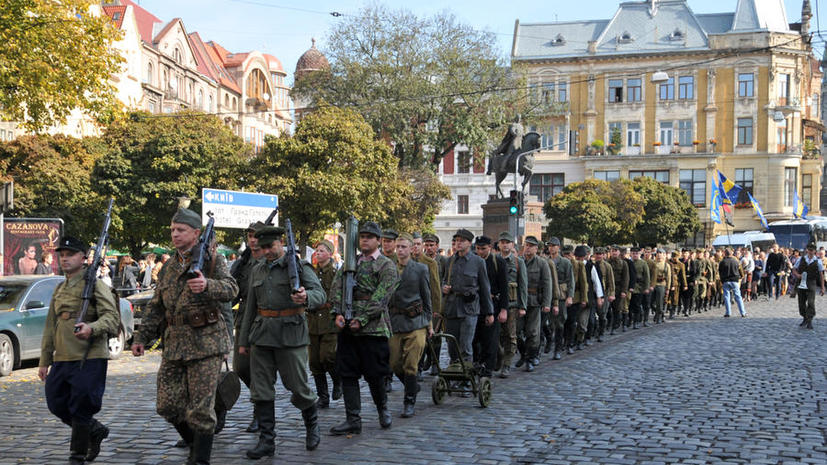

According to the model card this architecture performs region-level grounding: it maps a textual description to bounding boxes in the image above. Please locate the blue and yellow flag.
[747,192,769,230]
[793,191,809,219]
[717,170,742,205]
[710,178,722,224]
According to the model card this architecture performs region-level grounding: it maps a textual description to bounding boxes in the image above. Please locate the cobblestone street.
[1,296,825,465]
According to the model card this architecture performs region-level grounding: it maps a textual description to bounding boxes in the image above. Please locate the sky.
[132,0,822,83]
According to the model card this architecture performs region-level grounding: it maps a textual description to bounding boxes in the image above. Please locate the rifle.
[76,198,114,367]
[284,219,301,294]
[340,216,359,323]
[186,211,215,280]
[263,207,278,226]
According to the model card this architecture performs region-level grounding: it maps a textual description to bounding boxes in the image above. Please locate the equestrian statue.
[487,114,540,198]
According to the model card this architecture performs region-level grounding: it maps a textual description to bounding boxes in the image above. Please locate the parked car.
[0,275,134,377]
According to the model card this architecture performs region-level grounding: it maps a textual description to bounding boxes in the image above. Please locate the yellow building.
[512,0,824,245]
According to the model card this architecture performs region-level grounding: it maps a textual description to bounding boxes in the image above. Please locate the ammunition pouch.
[393,301,424,318]
[168,303,220,328]
[508,281,518,301]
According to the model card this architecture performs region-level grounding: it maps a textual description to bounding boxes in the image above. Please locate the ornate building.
[293,39,330,123]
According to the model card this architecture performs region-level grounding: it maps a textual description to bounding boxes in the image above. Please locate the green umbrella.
[216,244,238,257]
[106,249,129,257]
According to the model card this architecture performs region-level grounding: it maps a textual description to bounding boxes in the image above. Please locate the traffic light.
[509,190,519,215]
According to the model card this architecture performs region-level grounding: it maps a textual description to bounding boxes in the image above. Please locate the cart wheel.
[478,377,492,408]
[432,377,448,405]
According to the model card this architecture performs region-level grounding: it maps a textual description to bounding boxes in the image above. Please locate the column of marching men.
[38,206,821,465]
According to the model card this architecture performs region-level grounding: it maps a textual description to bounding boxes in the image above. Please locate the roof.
[512,20,608,60]
[202,41,242,94]
[592,1,708,55]
[295,39,330,75]
[120,0,161,44]
[696,13,734,34]
[731,0,789,32]
[263,54,284,73]
[187,32,218,84]
[224,52,249,68]
[102,5,126,29]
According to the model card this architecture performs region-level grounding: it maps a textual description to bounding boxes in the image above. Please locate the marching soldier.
[381,229,399,262]
[473,236,508,376]
[565,245,589,352]
[651,249,671,324]
[668,251,688,319]
[704,250,717,311]
[423,233,448,280]
[643,248,656,327]
[496,232,527,377]
[607,246,629,335]
[411,233,441,380]
[518,236,555,371]
[692,249,708,314]
[621,247,637,330]
[592,247,615,342]
[629,247,650,330]
[39,236,120,465]
[329,221,399,435]
[131,208,238,465]
[547,238,574,359]
[308,240,341,409]
[572,246,597,350]
[420,233,447,375]
[388,233,432,417]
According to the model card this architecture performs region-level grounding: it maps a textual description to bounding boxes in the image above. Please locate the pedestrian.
[39,236,120,465]
[237,226,325,458]
[495,231,527,378]
[388,233,432,417]
[130,208,238,465]
[329,221,398,435]
[141,253,156,289]
[792,243,825,329]
[308,239,342,409]
[718,248,747,318]
[766,245,785,300]
[473,236,507,376]
[115,256,139,297]
[35,251,54,275]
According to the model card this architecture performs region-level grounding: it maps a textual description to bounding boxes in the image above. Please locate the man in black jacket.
[473,236,507,378]
[765,245,785,300]
[719,248,746,318]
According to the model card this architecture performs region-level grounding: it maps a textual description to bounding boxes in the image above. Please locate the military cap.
[671,251,680,258]
[498,231,515,243]
[630,246,641,252]
[423,233,439,243]
[695,248,704,254]
[245,221,266,233]
[359,221,382,238]
[574,245,590,258]
[610,245,622,251]
[453,229,474,242]
[316,239,334,253]
[475,236,492,246]
[171,208,201,229]
[561,244,574,254]
[594,246,606,254]
[412,232,422,239]
[548,236,561,246]
[525,236,541,246]
[255,226,285,246]
[381,229,399,240]
[397,232,414,243]
[656,248,666,254]
[56,236,88,255]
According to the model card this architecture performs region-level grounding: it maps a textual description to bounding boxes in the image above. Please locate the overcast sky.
[132,0,822,83]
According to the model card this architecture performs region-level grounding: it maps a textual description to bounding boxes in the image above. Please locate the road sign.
[201,188,278,229]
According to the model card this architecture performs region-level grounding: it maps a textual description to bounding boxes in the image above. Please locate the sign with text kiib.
[201,188,278,229]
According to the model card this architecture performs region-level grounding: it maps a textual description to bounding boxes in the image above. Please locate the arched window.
[224,94,229,108]
[246,69,271,102]
[197,89,204,109]
[145,62,153,84]
[233,97,238,110]
[174,48,182,64]
[208,95,213,112]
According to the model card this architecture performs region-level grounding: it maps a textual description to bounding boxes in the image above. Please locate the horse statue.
[487,132,541,198]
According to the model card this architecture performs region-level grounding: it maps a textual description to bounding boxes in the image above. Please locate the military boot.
[213,406,226,434]
[86,419,109,462]
[330,371,343,401]
[596,320,605,342]
[330,382,362,435]
[246,401,276,459]
[70,421,90,465]
[191,433,214,465]
[245,415,259,433]
[368,377,392,429]
[314,374,330,409]
[173,422,194,460]
[401,374,419,418]
[301,404,321,451]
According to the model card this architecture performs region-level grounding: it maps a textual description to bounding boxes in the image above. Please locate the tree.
[0,134,108,238]
[93,111,250,256]
[631,176,702,245]
[543,179,644,245]
[1,0,123,132]
[246,106,447,247]
[292,5,533,171]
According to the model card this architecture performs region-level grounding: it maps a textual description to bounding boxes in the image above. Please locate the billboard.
[2,218,64,276]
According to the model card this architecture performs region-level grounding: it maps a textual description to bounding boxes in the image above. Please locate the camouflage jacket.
[133,251,238,361]
[330,252,398,338]
[308,260,337,335]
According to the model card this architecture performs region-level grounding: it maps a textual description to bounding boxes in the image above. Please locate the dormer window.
[113,12,121,21]
[618,31,633,44]
[668,29,684,41]
[552,34,566,46]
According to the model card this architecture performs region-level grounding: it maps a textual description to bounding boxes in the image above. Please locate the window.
[776,118,787,151]
[557,124,566,149]
[609,79,623,103]
[812,93,820,119]
[784,167,797,207]
[594,170,620,181]
[608,122,622,144]
[660,121,674,145]
[778,73,789,100]
[630,170,670,184]
[197,90,204,109]
[680,169,706,207]
[627,78,642,102]
[457,195,469,214]
[529,173,565,202]
[677,120,692,146]
[148,99,156,113]
[145,62,153,84]
[558,82,567,102]
[24,280,60,310]
[802,174,812,207]
[208,95,213,112]
[738,73,754,97]
[678,76,694,100]
[541,82,556,103]
[626,122,640,146]
[456,150,471,174]
[734,168,754,205]
[659,78,674,100]
[737,118,753,145]
[174,48,182,65]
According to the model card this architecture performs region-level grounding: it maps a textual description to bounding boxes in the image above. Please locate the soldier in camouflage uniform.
[237,226,325,458]
[39,236,120,465]
[131,209,238,465]
[329,221,399,435]
[307,239,341,409]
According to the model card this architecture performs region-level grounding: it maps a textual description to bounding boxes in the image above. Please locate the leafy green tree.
[292,5,534,171]
[631,176,701,245]
[0,134,108,238]
[247,106,448,247]
[544,179,644,245]
[93,111,250,256]
[1,0,123,132]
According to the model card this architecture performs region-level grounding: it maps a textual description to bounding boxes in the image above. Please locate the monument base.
[481,197,544,247]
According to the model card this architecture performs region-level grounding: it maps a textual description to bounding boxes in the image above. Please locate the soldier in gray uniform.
[518,236,556,371]
[547,237,574,360]
[496,231,527,377]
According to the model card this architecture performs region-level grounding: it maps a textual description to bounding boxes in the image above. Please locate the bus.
[767,217,827,250]
[711,232,776,251]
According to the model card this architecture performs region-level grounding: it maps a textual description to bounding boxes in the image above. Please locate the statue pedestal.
[481,198,545,247]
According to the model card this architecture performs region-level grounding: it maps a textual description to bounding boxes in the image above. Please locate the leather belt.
[527,287,538,295]
[59,311,78,320]
[316,303,332,312]
[258,307,305,318]
[168,313,189,326]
